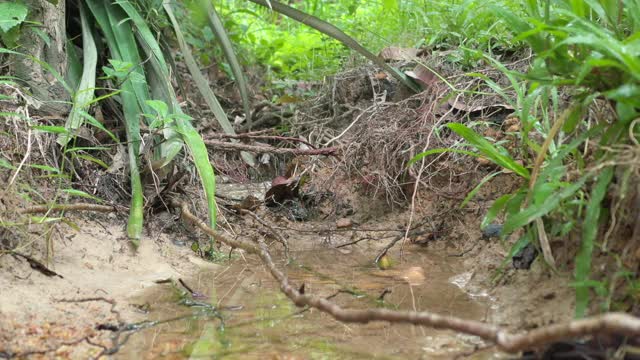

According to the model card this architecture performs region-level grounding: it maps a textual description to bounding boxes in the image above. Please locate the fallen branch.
[19,203,121,214]
[205,133,317,149]
[10,251,64,278]
[237,208,290,258]
[171,199,640,353]
[203,139,338,156]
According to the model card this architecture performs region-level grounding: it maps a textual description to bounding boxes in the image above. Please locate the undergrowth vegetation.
[411,0,640,317]
[196,0,525,79]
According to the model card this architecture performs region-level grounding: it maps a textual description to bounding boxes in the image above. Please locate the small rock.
[336,218,352,228]
[513,243,539,270]
[506,123,521,132]
[481,223,503,239]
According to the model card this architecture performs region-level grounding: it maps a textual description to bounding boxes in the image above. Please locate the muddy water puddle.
[120,246,499,359]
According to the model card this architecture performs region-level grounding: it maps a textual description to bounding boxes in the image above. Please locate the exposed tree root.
[171,199,640,354]
[18,203,122,215]
[203,139,338,156]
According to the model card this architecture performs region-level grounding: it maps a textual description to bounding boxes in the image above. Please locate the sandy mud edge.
[0,216,219,359]
[0,208,574,358]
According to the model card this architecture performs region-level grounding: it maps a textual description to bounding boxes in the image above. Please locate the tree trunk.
[9,0,70,115]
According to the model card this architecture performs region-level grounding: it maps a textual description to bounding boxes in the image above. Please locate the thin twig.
[9,126,32,186]
[19,203,122,214]
[204,139,338,156]
[238,208,290,258]
[205,133,317,149]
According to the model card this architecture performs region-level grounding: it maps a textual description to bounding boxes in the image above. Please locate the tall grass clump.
[412,0,639,317]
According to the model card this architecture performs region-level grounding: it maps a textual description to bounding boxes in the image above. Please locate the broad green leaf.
[0,2,28,32]
[502,175,588,235]
[85,0,144,244]
[32,125,68,134]
[146,100,169,119]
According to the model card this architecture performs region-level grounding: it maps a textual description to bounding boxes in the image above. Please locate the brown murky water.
[119,245,501,359]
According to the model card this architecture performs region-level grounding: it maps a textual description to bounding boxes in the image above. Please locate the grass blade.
[502,176,588,236]
[447,123,530,179]
[201,0,252,128]
[59,2,97,147]
[574,167,614,318]
[460,171,502,208]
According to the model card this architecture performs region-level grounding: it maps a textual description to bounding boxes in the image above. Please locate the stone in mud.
[513,243,539,270]
[336,218,352,228]
[481,223,503,239]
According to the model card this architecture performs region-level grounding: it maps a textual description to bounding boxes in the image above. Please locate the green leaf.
[63,188,103,202]
[73,154,109,169]
[164,3,256,168]
[79,111,119,142]
[0,158,15,170]
[200,0,252,127]
[146,100,169,119]
[29,164,60,173]
[574,167,614,318]
[85,0,145,244]
[447,123,530,179]
[482,194,513,229]
[59,2,98,147]
[502,176,588,236]
[32,125,69,134]
[0,2,28,33]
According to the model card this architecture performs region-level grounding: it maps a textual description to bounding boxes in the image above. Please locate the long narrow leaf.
[121,1,218,233]
[502,175,588,236]
[574,167,614,318]
[118,1,183,165]
[59,2,97,147]
[85,0,144,244]
[201,0,252,128]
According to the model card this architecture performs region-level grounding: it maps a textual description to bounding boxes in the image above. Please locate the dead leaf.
[378,47,419,61]
[264,176,300,206]
[405,64,439,88]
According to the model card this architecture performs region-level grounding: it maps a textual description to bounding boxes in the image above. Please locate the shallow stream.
[119,243,505,359]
